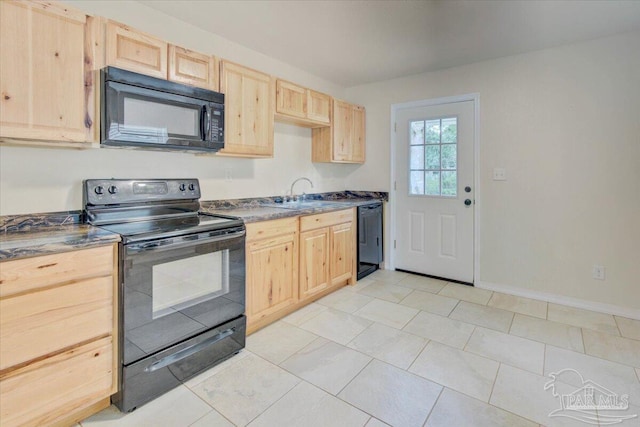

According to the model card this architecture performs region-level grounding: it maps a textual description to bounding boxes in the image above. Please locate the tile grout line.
[186,395,237,427]
[485,367,541,426]
[461,325,476,351]
[613,314,624,337]
[240,353,305,426]
[420,386,445,427]
[486,362,502,406]
[406,338,430,372]
[506,310,516,334]
[334,357,375,397]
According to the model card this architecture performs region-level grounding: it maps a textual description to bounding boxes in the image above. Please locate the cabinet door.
[168,45,218,91]
[218,61,274,157]
[330,222,354,286]
[350,105,366,163]
[332,100,354,162]
[299,227,330,300]
[307,90,331,125]
[105,21,167,79]
[0,1,96,143]
[276,80,306,119]
[246,234,298,327]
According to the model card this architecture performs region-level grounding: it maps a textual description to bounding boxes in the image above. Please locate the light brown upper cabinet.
[218,61,274,158]
[0,0,99,145]
[312,99,365,164]
[275,79,331,127]
[106,21,218,91]
[168,45,219,91]
[105,21,167,79]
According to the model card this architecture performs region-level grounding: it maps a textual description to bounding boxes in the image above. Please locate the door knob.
[465,186,471,193]
[464,199,472,206]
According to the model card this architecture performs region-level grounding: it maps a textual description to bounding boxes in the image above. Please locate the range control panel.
[84,179,201,205]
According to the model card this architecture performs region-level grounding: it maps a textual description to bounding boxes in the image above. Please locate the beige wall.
[345,31,640,314]
[0,0,353,215]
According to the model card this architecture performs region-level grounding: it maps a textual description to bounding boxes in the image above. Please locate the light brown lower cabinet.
[0,244,118,427]
[299,227,331,300]
[246,209,356,334]
[299,209,355,302]
[246,217,299,333]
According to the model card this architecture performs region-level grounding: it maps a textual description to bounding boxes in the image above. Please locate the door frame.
[389,93,480,283]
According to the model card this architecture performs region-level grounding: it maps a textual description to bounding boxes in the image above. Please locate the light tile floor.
[82,271,640,427]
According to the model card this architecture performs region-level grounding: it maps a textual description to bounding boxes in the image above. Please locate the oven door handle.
[144,327,236,373]
[127,230,245,253]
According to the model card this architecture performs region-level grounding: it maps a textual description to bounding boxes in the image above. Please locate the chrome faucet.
[290,177,314,202]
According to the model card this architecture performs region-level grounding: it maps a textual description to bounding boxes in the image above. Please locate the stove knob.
[108,185,118,195]
[179,183,186,192]
[188,183,195,191]
[94,186,104,195]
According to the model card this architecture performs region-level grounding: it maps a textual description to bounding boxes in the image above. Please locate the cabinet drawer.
[0,337,113,427]
[246,216,298,242]
[0,245,114,298]
[0,276,113,370]
[300,209,354,232]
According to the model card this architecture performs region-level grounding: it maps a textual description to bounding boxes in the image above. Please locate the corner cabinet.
[312,100,365,164]
[245,217,299,333]
[0,0,99,145]
[299,209,356,302]
[275,79,331,127]
[0,244,118,427]
[217,61,274,158]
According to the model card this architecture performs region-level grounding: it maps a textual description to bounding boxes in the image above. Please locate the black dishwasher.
[358,202,383,279]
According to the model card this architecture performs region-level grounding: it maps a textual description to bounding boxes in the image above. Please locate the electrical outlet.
[493,168,507,181]
[592,265,605,280]
[224,168,232,182]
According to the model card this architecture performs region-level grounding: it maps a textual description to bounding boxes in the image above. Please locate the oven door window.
[152,249,229,318]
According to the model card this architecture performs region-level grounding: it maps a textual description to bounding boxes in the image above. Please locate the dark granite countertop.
[0,191,386,260]
[0,213,120,261]
[200,192,386,224]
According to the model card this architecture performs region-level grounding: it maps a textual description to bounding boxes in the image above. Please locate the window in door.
[409,117,458,197]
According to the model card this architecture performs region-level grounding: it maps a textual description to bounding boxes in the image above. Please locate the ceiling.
[140,0,640,87]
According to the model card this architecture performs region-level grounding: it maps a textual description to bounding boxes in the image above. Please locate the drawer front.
[0,245,114,298]
[246,216,298,242]
[300,209,354,232]
[0,276,114,370]
[0,337,113,427]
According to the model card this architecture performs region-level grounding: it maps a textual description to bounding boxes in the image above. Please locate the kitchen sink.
[261,200,351,209]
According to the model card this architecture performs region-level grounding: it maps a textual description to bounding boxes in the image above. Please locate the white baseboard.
[475,280,640,320]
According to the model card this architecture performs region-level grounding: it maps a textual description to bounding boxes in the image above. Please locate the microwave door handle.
[199,105,207,140]
[200,105,210,140]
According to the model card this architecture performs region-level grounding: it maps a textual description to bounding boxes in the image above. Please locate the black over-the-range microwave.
[101,66,224,153]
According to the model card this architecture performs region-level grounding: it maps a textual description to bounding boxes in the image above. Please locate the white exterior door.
[394,100,475,283]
